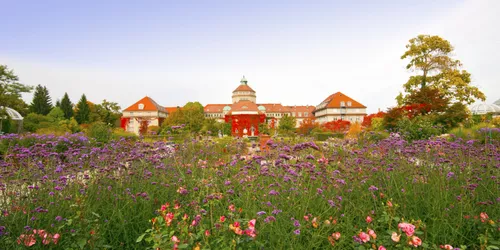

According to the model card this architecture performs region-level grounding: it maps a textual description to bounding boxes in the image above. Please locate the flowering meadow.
[0,133,498,249]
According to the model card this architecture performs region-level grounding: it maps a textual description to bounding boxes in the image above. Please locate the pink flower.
[228,204,235,212]
[409,236,422,247]
[42,233,53,245]
[387,201,393,207]
[391,232,401,242]
[304,215,310,221]
[378,246,386,250]
[17,234,36,247]
[244,229,257,238]
[171,235,180,243]
[480,212,489,223]
[220,216,226,222]
[332,232,341,240]
[441,245,453,250]
[248,219,256,230]
[368,229,377,239]
[398,222,416,236]
[359,232,370,243]
[52,234,60,245]
[204,230,210,237]
[165,212,174,226]
[233,221,240,228]
[366,216,373,224]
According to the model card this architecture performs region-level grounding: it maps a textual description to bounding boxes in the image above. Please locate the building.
[121,77,366,135]
[313,92,367,123]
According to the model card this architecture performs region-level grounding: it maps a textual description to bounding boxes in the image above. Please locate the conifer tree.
[75,94,90,124]
[29,85,53,115]
[60,93,74,119]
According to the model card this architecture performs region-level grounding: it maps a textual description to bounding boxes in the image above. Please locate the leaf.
[178,244,189,249]
[77,238,87,249]
[487,246,499,250]
[92,212,101,218]
[136,233,146,243]
[393,216,400,222]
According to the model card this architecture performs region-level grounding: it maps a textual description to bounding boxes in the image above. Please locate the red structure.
[224,100,265,137]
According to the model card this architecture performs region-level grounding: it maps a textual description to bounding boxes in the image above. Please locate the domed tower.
[232,76,256,103]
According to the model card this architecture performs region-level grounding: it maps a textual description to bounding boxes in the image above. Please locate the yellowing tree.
[398,35,485,105]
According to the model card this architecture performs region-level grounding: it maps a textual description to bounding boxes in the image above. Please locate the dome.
[469,103,500,115]
[258,105,266,111]
[223,105,231,111]
[494,98,500,106]
[0,106,23,120]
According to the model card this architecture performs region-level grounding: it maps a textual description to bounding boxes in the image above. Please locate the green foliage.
[87,122,112,143]
[23,113,52,132]
[91,100,122,127]
[59,117,81,133]
[278,114,296,131]
[435,102,470,130]
[400,35,485,105]
[182,102,205,132]
[47,107,65,122]
[395,116,444,141]
[313,131,344,141]
[370,117,384,131]
[0,65,32,116]
[111,128,138,140]
[75,94,90,124]
[258,122,270,135]
[60,92,74,119]
[29,84,53,115]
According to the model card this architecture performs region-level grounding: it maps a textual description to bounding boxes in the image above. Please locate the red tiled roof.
[233,84,255,93]
[286,105,316,117]
[165,106,181,114]
[229,101,261,113]
[319,92,366,109]
[124,96,164,112]
[258,103,289,113]
[204,104,229,113]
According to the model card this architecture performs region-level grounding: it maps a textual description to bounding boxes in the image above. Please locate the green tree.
[278,114,296,131]
[75,94,90,124]
[182,102,205,133]
[47,107,65,122]
[0,65,32,116]
[399,35,485,105]
[29,85,53,115]
[94,100,121,126]
[60,93,74,119]
[23,113,51,132]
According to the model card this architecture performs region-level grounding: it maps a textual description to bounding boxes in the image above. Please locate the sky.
[1,0,499,113]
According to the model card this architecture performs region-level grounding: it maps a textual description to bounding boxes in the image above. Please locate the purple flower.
[269,190,280,196]
[257,211,266,216]
[293,229,301,235]
[368,185,378,192]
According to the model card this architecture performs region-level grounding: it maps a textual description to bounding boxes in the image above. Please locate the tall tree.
[60,93,74,119]
[94,100,121,126]
[0,65,32,116]
[278,114,297,131]
[75,94,90,124]
[399,35,485,105]
[29,85,53,115]
[182,102,205,132]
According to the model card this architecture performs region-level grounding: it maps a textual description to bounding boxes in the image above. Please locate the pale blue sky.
[1,0,498,113]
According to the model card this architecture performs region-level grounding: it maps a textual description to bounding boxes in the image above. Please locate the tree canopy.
[60,93,74,119]
[0,65,32,116]
[399,35,485,105]
[278,114,296,131]
[29,85,53,115]
[75,94,90,124]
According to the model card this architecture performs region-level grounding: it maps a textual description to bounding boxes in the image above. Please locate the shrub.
[87,122,112,143]
[313,132,344,141]
[396,116,443,141]
[111,128,138,140]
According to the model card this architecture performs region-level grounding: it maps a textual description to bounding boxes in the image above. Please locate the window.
[293,112,296,117]
[347,101,352,107]
[340,101,345,107]
[138,103,144,110]
[304,112,308,117]
[298,112,302,117]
